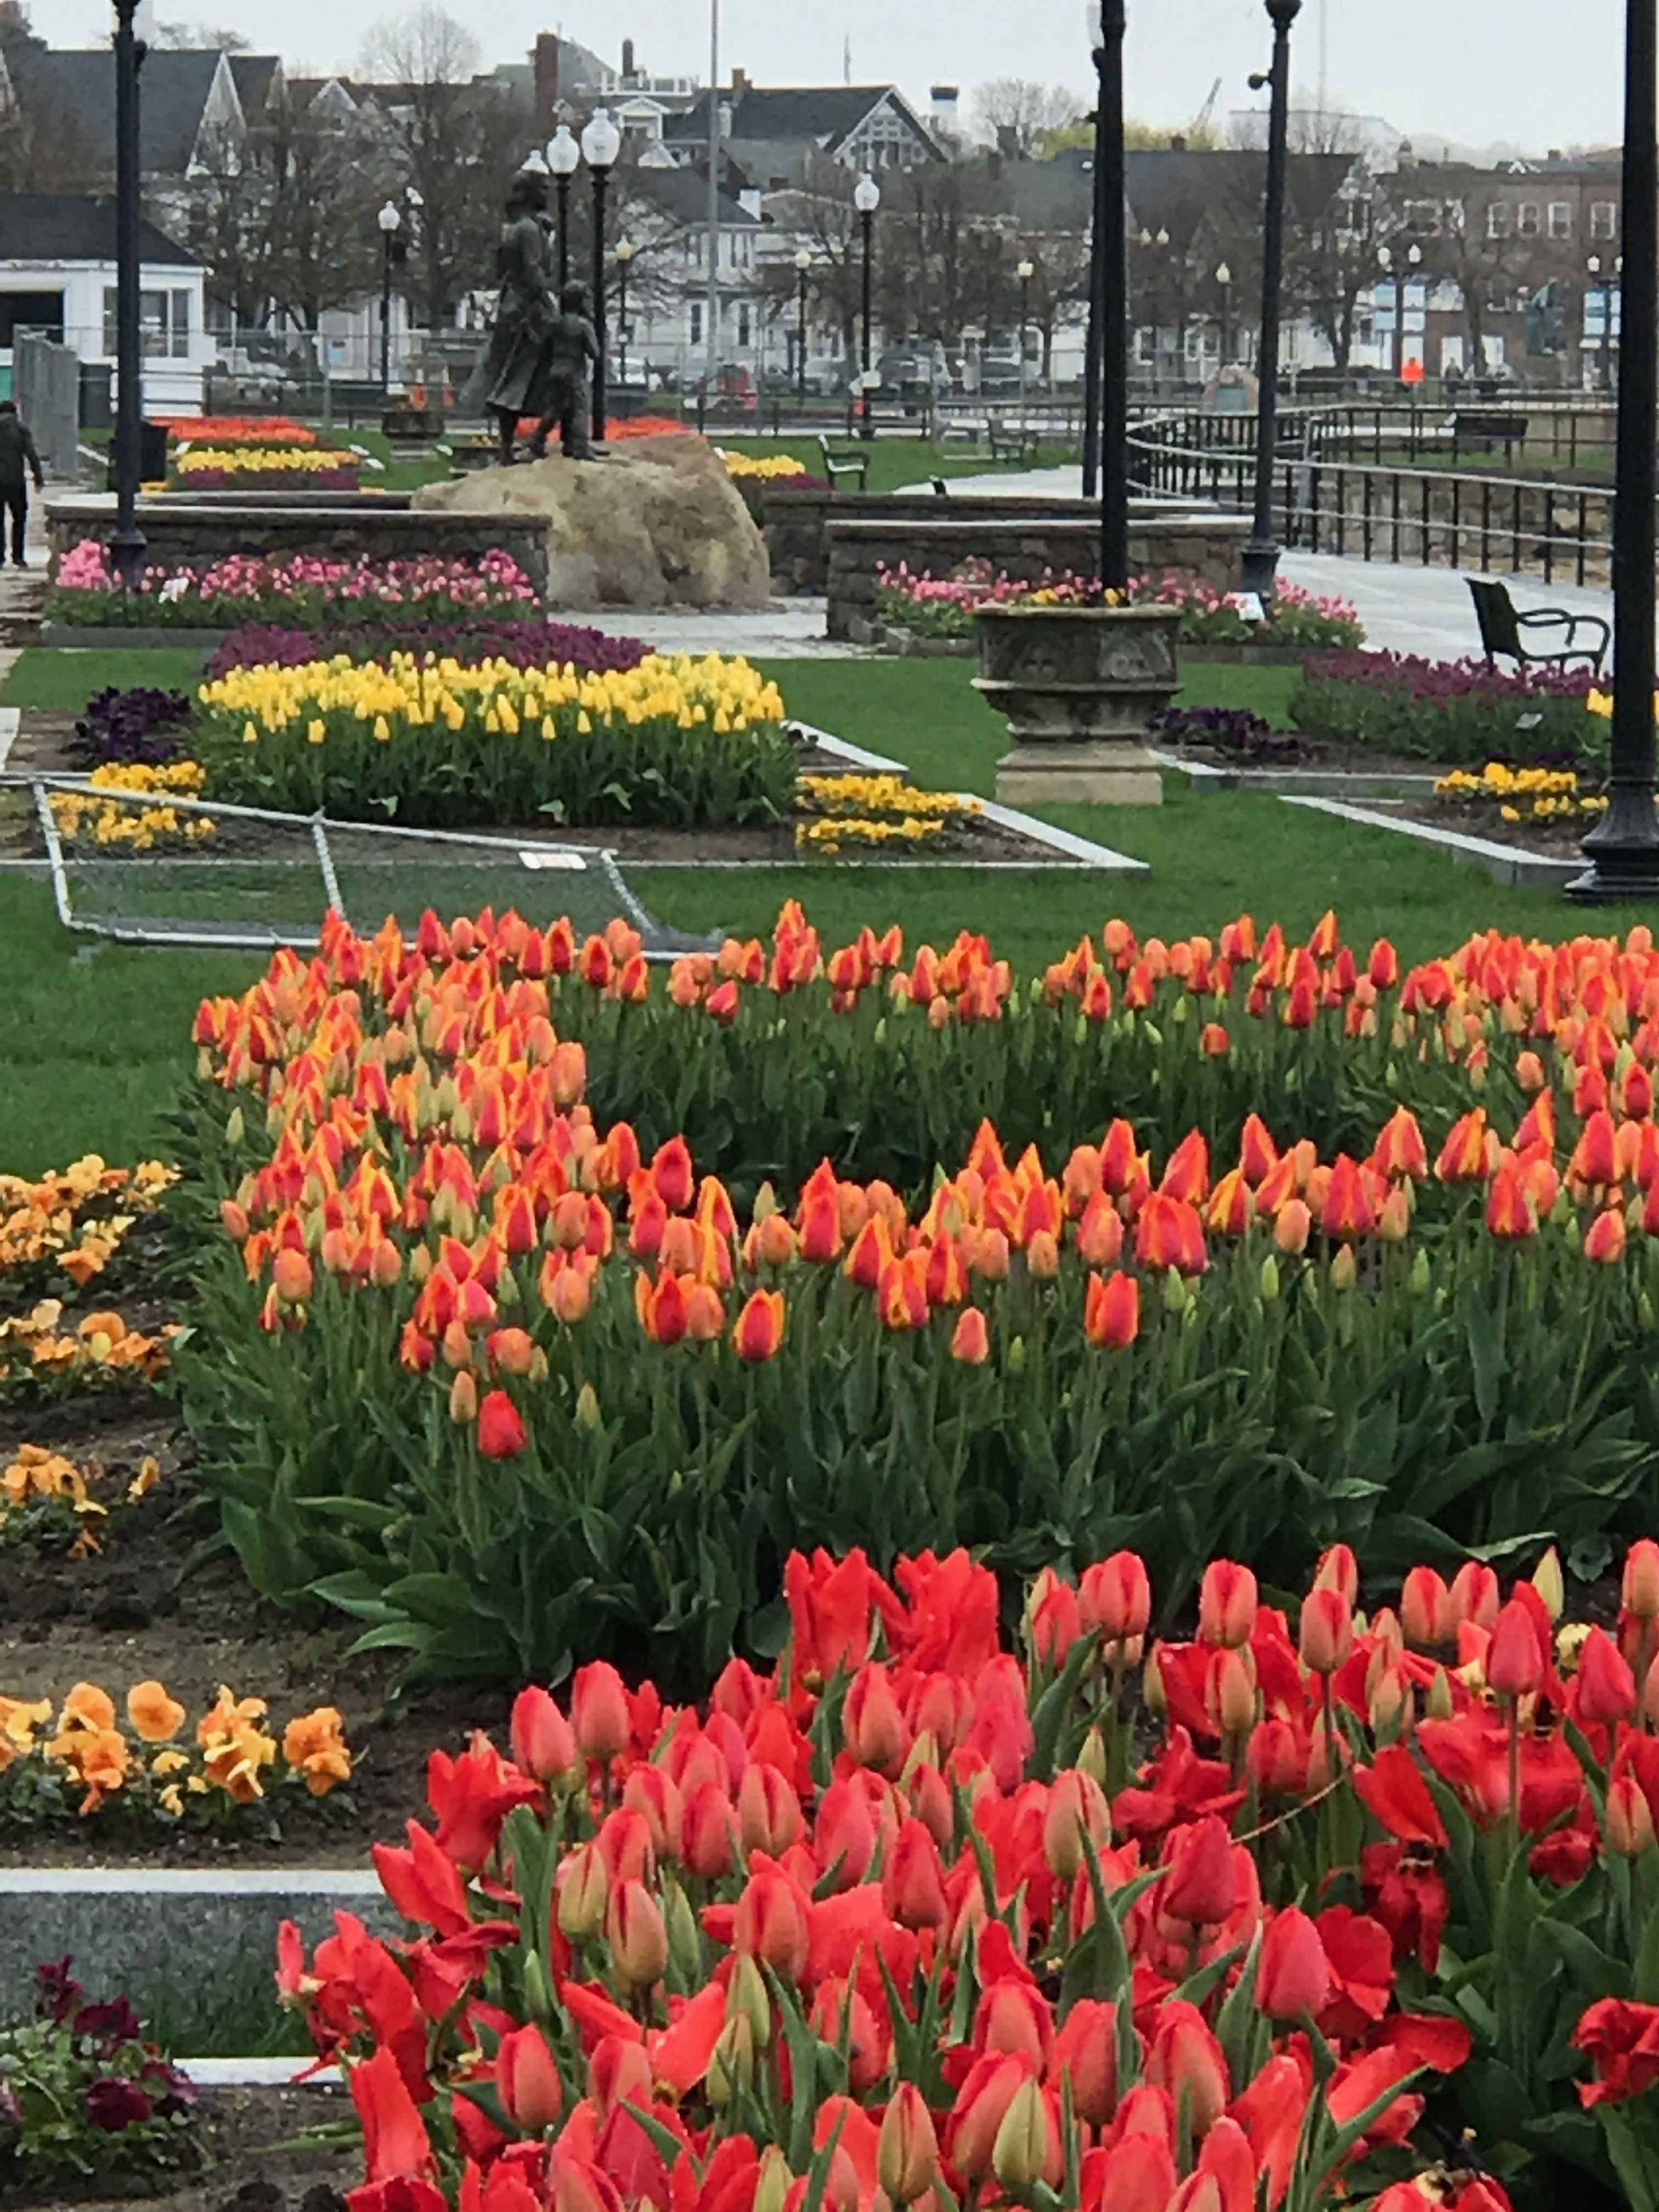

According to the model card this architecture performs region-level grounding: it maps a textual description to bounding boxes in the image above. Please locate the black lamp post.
[110,0,146,590]
[582,106,621,443]
[1217,261,1232,366]
[1588,254,1613,393]
[1088,1,1128,591]
[1239,0,1301,600]
[377,200,400,396]
[1017,257,1034,400]
[548,124,579,291]
[795,248,811,405]
[855,171,880,441]
[1568,0,1659,901]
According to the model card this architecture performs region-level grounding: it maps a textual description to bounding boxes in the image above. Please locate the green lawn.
[2,648,208,710]
[718,434,1075,494]
[0,650,1643,1176]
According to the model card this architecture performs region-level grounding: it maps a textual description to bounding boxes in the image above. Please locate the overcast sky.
[49,0,1629,154]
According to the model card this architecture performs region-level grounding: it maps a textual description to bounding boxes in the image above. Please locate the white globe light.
[377,200,401,234]
[547,123,581,177]
[854,172,881,215]
[582,107,622,170]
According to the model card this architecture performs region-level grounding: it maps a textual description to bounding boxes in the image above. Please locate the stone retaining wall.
[826,511,1250,641]
[44,495,551,597]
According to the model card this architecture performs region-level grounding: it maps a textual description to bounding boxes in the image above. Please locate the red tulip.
[1487,1598,1546,1701]
[1079,1550,1151,1644]
[951,1307,991,1363]
[732,1861,810,1980]
[1082,2134,1175,2212]
[620,1765,684,1863]
[476,1389,527,1460]
[351,2045,432,2182]
[496,2024,565,2135]
[371,1820,473,1939]
[1145,2001,1229,2135]
[1575,1626,1637,1724]
[883,1816,948,1930]
[737,1761,803,1858]
[1299,1587,1353,1675]
[1160,1815,1238,1928]
[1572,1995,1659,2104]
[1048,1998,1120,2127]
[949,2053,1033,2181]
[1256,1905,1331,2021]
[1400,1566,1451,1647]
[842,1661,909,1776]
[1199,1561,1257,1649]
[1626,1539,1659,1622]
[571,1662,630,1764]
[1084,1268,1139,1350]
[605,1878,667,1991]
[1586,1206,1628,1266]
[975,1978,1053,2067]
[1605,1774,1657,1858]
[1042,1768,1111,1881]
[510,1687,576,1784]
[681,1781,740,1879]
[814,1777,877,1889]
[732,1288,786,1362]
[427,1735,541,1875]
[1030,1568,1082,1666]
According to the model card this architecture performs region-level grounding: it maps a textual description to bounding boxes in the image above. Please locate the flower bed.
[1,1960,196,2190]
[190,652,794,830]
[279,1538,1659,2211]
[872,562,1364,652]
[202,616,650,682]
[0,1443,160,1554]
[48,761,215,851]
[170,444,362,492]
[48,545,540,630]
[1290,652,1605,768]
[795,773,983,855]
[168,901,1659,1685]
[160,415,317,445]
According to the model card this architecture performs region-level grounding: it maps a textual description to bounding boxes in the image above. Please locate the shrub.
[190,652,795,830]
[1148,704,1303,764]
[1291,650,1605,766]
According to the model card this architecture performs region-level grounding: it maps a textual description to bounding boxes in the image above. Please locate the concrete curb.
[40,625,229,650]
[1279,793,1579,887]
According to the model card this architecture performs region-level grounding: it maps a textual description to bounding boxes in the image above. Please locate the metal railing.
[1127,405,1617,585]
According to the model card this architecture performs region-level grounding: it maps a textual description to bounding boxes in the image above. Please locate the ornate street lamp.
[1086,1,1129,591]
[794,247,812,405]
[109,0,148,588]
[1017,257,1035,398]
[1240,0,1302,600]
[548,123,581,291]
[615,236,636,395]
[582,106,621,443]
[1568,0,1659,900]
[854,171,881,441]
[377,199,401,397]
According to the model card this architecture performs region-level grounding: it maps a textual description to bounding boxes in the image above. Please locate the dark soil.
[1413,797,1595,857]
[0,1390,511,1867]
[0,2085,351,2211]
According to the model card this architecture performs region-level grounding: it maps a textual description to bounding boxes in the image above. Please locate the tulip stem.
[1505,1698,1521,1862]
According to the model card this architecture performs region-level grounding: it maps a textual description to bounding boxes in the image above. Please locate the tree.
[266,101,382,331]
[967,80,1086,160]
[359,4,532,331]
[0,8,108,191]
[151,22,250,48]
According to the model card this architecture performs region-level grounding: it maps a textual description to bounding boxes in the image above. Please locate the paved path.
[595,599,866,661]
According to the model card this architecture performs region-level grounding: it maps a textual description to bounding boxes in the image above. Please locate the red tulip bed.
[286,1538,1659,2212]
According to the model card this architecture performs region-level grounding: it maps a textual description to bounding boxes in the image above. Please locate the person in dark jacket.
[0,401,43,568]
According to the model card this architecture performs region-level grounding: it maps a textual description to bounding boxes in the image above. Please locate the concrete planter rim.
[972,603,1181,624]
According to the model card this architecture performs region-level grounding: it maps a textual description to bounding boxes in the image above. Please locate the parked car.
[799,355,851,397]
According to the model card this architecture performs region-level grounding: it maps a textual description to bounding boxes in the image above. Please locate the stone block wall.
[825,512,1251,640]
[44,495,551,597]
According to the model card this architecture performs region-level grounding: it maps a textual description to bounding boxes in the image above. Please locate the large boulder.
[414,435,771,611]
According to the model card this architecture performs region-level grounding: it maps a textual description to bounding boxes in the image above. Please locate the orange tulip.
[732,1288,786,1362]
[1084,1269,1139,1350]
[951,1307,990,1364]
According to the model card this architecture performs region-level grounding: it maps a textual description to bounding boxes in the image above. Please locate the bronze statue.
[528,283,601,460]
[466,170,560,465]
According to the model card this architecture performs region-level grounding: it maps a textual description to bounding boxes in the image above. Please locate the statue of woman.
[466,169,558,465]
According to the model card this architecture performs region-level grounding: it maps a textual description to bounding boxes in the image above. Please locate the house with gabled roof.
[664,75,945,192]
[1,44,283,185]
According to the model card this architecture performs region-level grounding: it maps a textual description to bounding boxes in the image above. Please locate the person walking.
[0,400,43,568]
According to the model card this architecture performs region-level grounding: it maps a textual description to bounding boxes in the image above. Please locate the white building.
[0,193,210,414]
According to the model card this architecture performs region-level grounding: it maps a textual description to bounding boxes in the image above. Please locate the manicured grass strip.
[1,648,208,712]
[716,434,1070,494]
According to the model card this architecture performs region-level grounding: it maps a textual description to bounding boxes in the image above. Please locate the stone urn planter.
[973,604,1181,806]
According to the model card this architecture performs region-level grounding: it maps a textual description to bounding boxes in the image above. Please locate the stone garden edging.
[41,625,230,651]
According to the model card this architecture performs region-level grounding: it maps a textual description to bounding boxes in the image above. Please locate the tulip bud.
[1042,1768,1112,1882]
[557,1841,609,1940]
[273,1247,313,1305]
[511,1685,577,1783]
[1400,1566,1450,1649]
[1606,1774,1657,1858]
[727,1953,774,2050]
[1161,1815,1237,1928]
[1273,1199,1311,1255]
[990,2078,1049,2197]
[878,2083,940,2207]
[1143,1645,1168,1717]
[1487,1598,1545,1701]
[1049,1997,1120,2128]
[1299,1588,1354,1676]
[1077,1726,1109,1787]
[1198,1561,1257,1650]
[606,1877,668,1991]
[664,1877,701,1989]
[497,2024,565,2135]
[225,1104,245,1147]
[1255,1905,1330,2021]
[1330,1243,1357,1292]
[708,2013,755,2107]
[448,1369,478,1424]
[1627,1540,1659,1622]
[572,1660,631,1764]
[1532,1547,1565,1624]
[521,1945,555,2031]
[754,2148,791,2212]
[1427,1665,1455,1720]
[575,1380,601,1432]
[1259,1254,1280,1302]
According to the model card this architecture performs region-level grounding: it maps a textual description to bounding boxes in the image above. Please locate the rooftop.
[0,191,199,266]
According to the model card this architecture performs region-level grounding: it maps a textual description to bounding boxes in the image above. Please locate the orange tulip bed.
[276,1539,1659,2212]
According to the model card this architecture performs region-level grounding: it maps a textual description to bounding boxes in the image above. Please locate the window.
[738,303,751,347]
[0,290,65,344]
[1517,202,1542,236]
[1135,326,1155,364]
[1486,202,1512,239]
[690,301,702,346]
[102,287,190,358]
[1403,199,1442,235]
[1549,201,1573,238]
[1592,200,1618,239]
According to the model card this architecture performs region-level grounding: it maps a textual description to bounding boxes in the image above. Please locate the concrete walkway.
[595,599,866,661]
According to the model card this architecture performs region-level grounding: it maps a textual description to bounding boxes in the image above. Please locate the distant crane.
[1191,76,1223,144]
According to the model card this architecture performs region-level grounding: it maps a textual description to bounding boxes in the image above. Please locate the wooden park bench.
[1449,410,1529,465]
[818,434,871,492]
[988,419,1042,466]
[1468,577,1610,676]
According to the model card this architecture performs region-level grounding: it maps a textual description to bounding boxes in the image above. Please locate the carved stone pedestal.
[973,604,1181,806]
